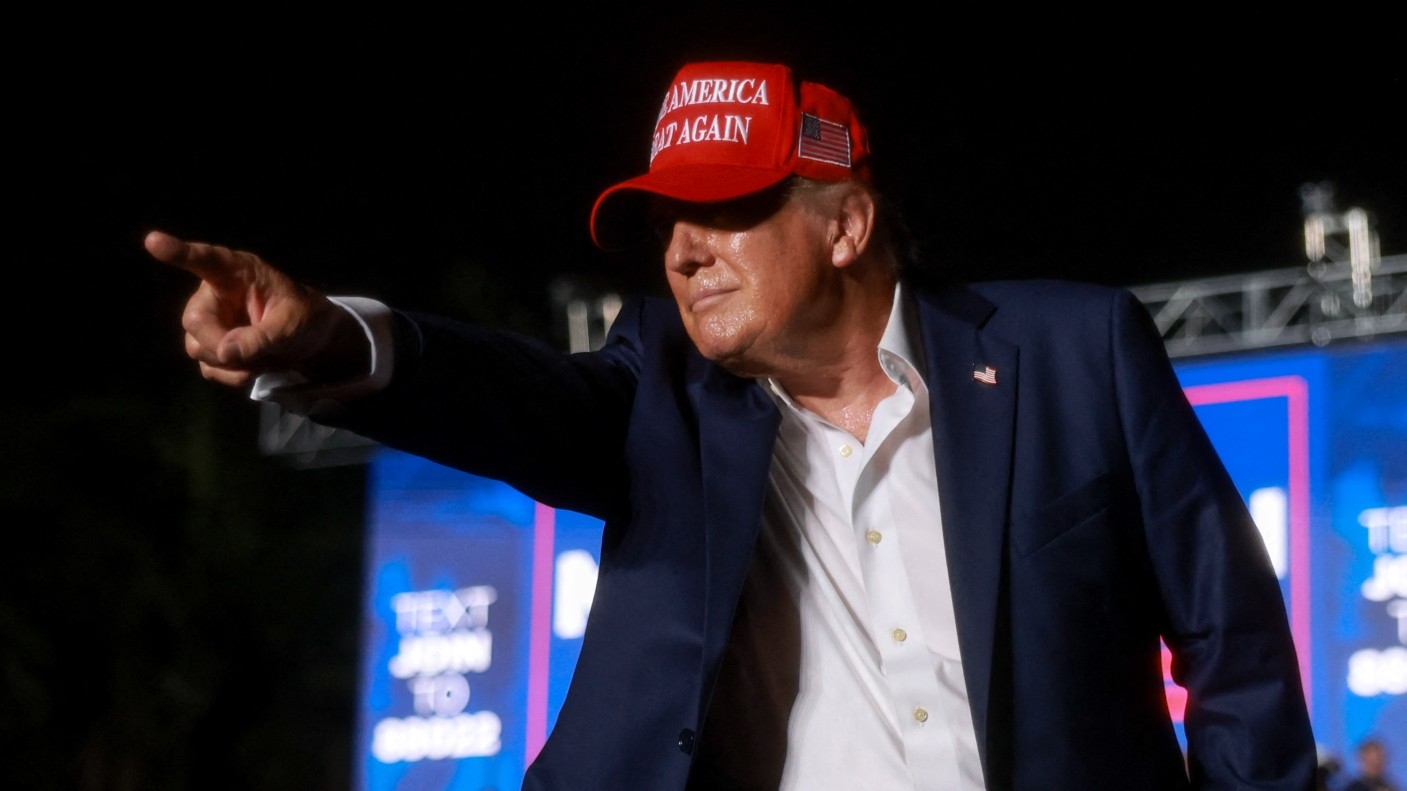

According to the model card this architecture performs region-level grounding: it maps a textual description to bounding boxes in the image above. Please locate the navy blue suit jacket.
[332,278,1315,790]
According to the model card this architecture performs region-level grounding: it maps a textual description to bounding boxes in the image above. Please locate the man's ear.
[831,185,877,268]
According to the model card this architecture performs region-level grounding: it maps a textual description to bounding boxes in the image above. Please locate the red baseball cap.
[589,61,873,250]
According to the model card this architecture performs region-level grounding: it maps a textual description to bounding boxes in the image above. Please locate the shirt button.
[892,628,908,643]
[839,444,853,457]
[913,707,929,723]
[866,530,882,545]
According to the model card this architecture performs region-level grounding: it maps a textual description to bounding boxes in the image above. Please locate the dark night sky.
[37,12,1407,332]
[18,13,1394,415]
[7,9,1404,787]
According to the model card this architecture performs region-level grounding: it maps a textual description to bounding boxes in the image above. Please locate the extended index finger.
[144,229,249,287]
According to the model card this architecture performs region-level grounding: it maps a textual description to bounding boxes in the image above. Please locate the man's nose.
[663,220,713,276]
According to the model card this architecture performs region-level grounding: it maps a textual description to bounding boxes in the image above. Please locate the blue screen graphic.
[353,454,599,790]
[1174,338,1407,767]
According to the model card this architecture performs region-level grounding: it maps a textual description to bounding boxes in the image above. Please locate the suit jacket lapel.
[915,285,1019,761]
[689,360,781,691]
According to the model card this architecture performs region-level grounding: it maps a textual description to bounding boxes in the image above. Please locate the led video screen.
[354,335,1407,789]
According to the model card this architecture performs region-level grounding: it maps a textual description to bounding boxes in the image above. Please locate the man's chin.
[692,342,763,379]
[711,354,771,381]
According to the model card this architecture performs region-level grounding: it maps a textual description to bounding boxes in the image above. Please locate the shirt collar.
[766,282,926,407]
[877,282,925,391]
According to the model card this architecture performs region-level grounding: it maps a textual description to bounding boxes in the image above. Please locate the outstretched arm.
[145,230,370,389]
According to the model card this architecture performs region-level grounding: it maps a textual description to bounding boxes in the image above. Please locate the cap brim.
[589,165,792,251]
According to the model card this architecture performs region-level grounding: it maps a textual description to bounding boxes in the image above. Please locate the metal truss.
[1129,253,1407,359]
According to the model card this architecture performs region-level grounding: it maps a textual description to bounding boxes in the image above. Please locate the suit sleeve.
[321,297,651,520]
[1109,289,1316,790]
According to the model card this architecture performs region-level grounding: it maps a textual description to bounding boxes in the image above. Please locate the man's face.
[651,186,840,378]
[1361,743,1386,776]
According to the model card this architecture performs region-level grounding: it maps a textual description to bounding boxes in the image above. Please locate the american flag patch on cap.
[797,113,851,168]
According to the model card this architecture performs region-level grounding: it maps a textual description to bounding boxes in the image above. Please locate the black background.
[6,9,1403,789]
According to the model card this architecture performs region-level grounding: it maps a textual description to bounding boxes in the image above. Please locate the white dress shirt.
[740,284,985,790]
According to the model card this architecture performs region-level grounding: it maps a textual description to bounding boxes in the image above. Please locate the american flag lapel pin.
[972,364,998,385]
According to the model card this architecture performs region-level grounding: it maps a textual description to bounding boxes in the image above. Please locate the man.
[148,61,1315,790]
[1345,738,1400,791]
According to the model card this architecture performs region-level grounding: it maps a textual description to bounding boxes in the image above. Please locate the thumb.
[213,324,264,368]
[211,284,327,373]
